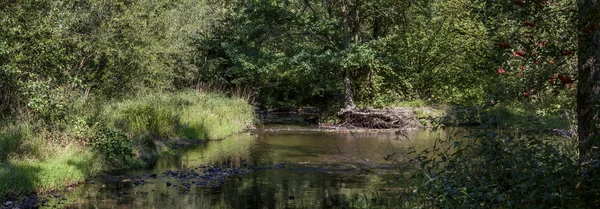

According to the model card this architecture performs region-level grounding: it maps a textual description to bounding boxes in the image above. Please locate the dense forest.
[0,0,580,114]
[1,0,600,208]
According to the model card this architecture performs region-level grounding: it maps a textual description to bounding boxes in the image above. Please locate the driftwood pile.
[337,107,420,129]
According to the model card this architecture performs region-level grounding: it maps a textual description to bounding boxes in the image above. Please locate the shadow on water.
[64,126,460,209]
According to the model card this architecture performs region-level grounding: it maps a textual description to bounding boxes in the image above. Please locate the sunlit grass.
[0,147,101,198]
[103,91,254,140]
[1,90,255,199]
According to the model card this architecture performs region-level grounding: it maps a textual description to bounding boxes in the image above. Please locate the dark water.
[60,125,458,209]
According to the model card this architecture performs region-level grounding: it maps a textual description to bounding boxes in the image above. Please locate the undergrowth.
[390,127,591,208]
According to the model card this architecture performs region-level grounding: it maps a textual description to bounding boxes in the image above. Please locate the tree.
[342,0,356,109]
[494,0,600,203]
[576,0,600,203]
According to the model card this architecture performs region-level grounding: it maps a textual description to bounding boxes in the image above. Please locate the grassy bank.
[103,91,254,140]
[0,91,254,199]
[386,100,572,131]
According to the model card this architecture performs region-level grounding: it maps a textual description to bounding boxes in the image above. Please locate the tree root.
[337,107,420,129]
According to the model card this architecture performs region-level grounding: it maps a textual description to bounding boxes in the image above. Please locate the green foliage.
[89,129,141,170]
[481,0,577,103]
[193,0,503,107]
[401,130,584,208]
[0,0,210,120]
[0,0,579,114]
[0,0,260,199]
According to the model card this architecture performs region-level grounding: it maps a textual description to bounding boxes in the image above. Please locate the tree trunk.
[325,0,333,19]
[342,0,355,109]
[577,0,600,204]
[354,0,360,45]
[373,0,381,40]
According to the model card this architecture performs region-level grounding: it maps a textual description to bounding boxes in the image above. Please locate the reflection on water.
[64,126,462,209]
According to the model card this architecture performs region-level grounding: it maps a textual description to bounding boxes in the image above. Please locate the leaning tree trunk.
[577,0,600,204]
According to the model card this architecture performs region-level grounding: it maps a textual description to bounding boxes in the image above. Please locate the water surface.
[63,125,458,209]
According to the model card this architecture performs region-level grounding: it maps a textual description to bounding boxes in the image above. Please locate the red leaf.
[513,0,524,7]
[558,74,574,84]
[499,43,511,49]
[524,21,535,28]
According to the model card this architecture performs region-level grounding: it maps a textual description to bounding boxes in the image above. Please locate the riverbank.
[307,101,572,134]
[0,91,254,202]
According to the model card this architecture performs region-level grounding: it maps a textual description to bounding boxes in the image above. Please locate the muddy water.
[63,125,460,209]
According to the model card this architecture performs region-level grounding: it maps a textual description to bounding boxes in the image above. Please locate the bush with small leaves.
[89,129,142,170]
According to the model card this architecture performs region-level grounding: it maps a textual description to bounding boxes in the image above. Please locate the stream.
[54,118,459,209]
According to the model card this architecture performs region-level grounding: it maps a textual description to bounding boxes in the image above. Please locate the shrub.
[89,129,142,170]
[402,129,584,208]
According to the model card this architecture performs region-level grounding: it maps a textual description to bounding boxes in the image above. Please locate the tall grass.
[102,91,254,140]
[1,90,255,200]
[1,122,101,199]
[0,124,33,162]
[0,148,101,197]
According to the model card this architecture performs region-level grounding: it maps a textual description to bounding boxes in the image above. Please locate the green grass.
[0,90,255,200]
[1,124,102,198]
[0,147,101,198]
[0,124,32,162]
[103,91,254,140]
[378,97,572,131]
[386,99,433,107]
[473,104,572,131]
